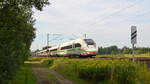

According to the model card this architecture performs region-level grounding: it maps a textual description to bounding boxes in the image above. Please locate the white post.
[132,44,135,62]
[131,26,137,62]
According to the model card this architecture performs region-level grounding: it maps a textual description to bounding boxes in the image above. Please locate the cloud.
[31,0,150,51]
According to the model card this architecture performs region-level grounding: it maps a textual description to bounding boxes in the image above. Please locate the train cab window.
[84,39,94,45]
[75,43,81,48]
[61,45,72,50]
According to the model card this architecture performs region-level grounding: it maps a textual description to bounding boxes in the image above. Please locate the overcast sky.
[31,0,150,51]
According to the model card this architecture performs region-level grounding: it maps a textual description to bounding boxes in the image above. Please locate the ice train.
[36,38,98,57]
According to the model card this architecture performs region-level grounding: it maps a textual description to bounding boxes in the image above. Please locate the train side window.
[50,49,57,51]
[75,43,81,48]
[61,45,72,50]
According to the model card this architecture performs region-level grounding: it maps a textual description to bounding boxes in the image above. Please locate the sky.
[31,0,150,51]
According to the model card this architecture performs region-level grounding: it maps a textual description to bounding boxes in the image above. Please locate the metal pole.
[132,44,135,62]
[47,33,49,47]
[84,34,86,39]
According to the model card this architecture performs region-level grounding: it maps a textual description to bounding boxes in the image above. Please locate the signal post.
[131,26,137,62]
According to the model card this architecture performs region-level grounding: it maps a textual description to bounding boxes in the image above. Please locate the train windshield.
[84,39,94,45]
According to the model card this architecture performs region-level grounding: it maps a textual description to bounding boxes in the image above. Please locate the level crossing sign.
[131,26,137,44]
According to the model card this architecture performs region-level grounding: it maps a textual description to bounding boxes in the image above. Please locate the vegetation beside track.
[40,57,150,84]
[96,53,150,58]
[10,62,37,84]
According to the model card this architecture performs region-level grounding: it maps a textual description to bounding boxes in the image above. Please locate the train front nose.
[83,38,98,56]
[84,48,98,55]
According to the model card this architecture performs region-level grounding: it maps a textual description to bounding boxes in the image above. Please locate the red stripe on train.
[57,51,64,52]
[83,50,97,53]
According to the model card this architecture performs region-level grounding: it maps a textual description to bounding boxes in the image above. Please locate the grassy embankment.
[10,62,37,84]
[41,57,150,84]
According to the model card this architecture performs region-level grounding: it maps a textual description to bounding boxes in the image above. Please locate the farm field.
[10,55,150,84]
[47,58,150,84]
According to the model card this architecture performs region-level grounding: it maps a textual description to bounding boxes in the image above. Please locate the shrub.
[49,58,149,84]
[41,58,54,66]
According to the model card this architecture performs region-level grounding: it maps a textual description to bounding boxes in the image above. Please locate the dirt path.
[32,68,50,84]
[40,68,75,84]
[31,62,76,84]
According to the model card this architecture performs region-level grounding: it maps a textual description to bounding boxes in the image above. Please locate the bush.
[41,58,54,67]
[76,60,138,84]
[49,58,150,84]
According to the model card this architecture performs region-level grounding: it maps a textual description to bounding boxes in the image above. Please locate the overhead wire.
[81,0,145,34]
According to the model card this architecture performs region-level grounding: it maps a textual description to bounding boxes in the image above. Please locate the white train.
[36,38,98,57]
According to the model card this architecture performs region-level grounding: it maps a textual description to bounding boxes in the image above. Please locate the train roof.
[48,45,59,50]
[46,38,93,50]
[59,38,93,47]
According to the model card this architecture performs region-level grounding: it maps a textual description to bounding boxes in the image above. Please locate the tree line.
[98,46,150,55]
[0,0,49,84]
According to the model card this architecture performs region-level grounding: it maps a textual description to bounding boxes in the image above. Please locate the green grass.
[51,59,93,84]
[28,56,150,84]
[39,69,59,83]
[40,58,91,84]
[30,57,45,61]
[40,58,54,67]
[41,71,57,81]
[10,62,37,84]
[43,58,150,84]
